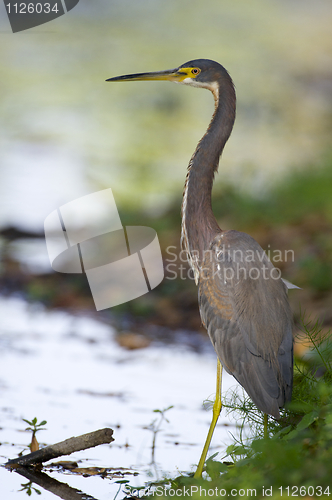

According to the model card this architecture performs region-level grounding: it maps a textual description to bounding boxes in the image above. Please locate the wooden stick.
[6,428,114,467]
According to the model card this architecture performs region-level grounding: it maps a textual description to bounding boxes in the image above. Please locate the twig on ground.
[5,427,114,467]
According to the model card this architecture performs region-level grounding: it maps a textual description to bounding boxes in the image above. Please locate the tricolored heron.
[106,59,293,477]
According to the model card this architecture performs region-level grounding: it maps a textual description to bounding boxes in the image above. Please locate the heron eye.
[191,68,200,76]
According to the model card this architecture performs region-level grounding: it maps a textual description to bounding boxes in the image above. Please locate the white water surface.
[0,296,243,499]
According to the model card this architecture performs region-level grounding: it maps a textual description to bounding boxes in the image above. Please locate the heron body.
[107,59,293,474]
[199,230,293,418]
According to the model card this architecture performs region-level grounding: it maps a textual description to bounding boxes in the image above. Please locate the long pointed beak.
[106,67,185,83]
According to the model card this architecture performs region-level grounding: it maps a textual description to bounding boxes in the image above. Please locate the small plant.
[23,417,47,452]
[113,479,130,500]
[19,481,41,496]
[148,406,173,464]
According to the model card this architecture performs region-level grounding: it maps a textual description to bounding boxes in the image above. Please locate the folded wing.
[199,230,293,418]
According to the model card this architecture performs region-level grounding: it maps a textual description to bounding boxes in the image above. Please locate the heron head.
[106,59,230,94]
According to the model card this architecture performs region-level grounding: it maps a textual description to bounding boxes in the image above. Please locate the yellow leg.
[264,413,268,439]
[194,358,223,478]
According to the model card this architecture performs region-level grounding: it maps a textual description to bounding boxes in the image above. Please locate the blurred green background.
[1,0,332,341]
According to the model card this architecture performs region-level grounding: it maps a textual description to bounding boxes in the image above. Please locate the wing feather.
[199,230,293,418]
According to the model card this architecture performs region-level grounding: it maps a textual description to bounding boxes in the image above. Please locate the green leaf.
[205,459,228,480]
[284,410,319,441]
[272,425,292,439]
[226,444,247,456]
[226,444,237,455]
[296,410,319,432]
[232,446,248,456]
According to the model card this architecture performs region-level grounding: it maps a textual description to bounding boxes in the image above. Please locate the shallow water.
[0,296,243,499]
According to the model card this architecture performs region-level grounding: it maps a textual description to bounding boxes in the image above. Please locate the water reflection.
[15,467,99,500]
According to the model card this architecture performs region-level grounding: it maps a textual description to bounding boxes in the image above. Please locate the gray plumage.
[199,230,293,418]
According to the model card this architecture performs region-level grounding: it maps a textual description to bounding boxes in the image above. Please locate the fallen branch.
[6,427,114,467]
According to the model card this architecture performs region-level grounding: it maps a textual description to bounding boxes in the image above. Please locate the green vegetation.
[18,481,41,496]
[212,153,332,227]
[23,417,47,452]
[23,417,47,436]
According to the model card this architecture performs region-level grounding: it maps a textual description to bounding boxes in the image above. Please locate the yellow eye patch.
[176,67,201,81]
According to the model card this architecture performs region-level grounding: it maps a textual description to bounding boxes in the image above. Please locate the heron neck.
[181,79,236,278]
